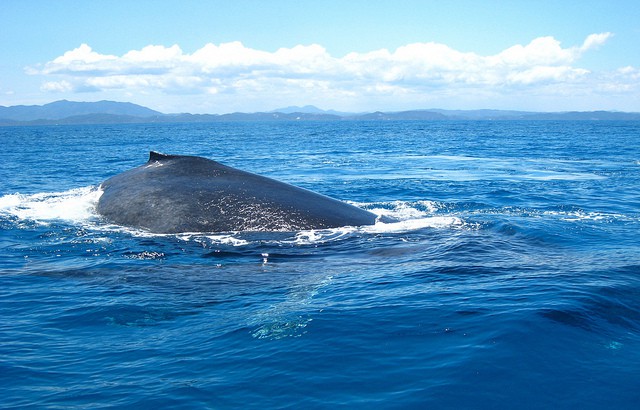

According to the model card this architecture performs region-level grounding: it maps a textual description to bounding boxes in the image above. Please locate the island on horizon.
[1,100,639,126]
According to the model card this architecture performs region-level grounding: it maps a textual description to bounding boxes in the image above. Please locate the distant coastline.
[2,100,640,126]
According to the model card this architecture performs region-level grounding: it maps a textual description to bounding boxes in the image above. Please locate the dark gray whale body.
[96,152,377,233]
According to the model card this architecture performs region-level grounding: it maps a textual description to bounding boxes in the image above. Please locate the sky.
[1,0,639,114]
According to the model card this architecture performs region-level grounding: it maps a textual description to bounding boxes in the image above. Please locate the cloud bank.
[28,33,640,112]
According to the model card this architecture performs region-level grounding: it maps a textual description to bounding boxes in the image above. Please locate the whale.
[96,152,377,233]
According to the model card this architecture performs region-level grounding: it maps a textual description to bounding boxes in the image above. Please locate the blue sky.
[2,0,639,113]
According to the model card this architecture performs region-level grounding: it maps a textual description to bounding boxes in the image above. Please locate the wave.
[0,186,102,226]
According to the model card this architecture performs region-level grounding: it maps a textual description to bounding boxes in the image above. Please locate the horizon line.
[2,99,639,116]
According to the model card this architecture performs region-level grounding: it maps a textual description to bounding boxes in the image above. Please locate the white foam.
[199,234,250,247]
[365,200,465,233]
[0,187,102,225]
[1,191,465,243]
[291,226,358,245]
[364,216,464,234]
[288,201,464,243]
[367,200,439,221]
[542,209,630,223]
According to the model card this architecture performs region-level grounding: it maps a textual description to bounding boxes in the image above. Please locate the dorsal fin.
[148,151,176,162]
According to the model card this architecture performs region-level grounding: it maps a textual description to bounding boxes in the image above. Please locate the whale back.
[96,152,376,233]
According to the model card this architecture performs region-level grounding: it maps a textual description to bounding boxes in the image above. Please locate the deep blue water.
[1,121,639,409]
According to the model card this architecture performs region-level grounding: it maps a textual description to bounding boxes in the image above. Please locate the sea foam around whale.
[0,187,466,243]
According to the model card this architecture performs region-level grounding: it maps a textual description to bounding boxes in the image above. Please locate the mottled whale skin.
[96,152,377,233]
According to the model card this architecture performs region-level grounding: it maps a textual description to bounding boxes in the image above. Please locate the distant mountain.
[353,110,448,120]
[428,109,538,119]
[1,100,640,125]
[0,100,161,121]
[19,113,164,125]
[271,105,354,116]
[269,107,640,121]
[166,111,342,122]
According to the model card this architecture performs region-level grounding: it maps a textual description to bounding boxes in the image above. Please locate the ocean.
[1,120,639,409]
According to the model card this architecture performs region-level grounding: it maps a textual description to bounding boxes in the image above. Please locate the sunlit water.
[1,121,639,408]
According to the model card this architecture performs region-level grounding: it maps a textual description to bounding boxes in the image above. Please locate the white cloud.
[41,80,74,92]
[580,32,613,52]
[493,37,575,67]
[27,33,637,111]
[52,43,117,65]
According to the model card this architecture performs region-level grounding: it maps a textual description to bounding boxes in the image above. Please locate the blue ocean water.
[1,120,639,409]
